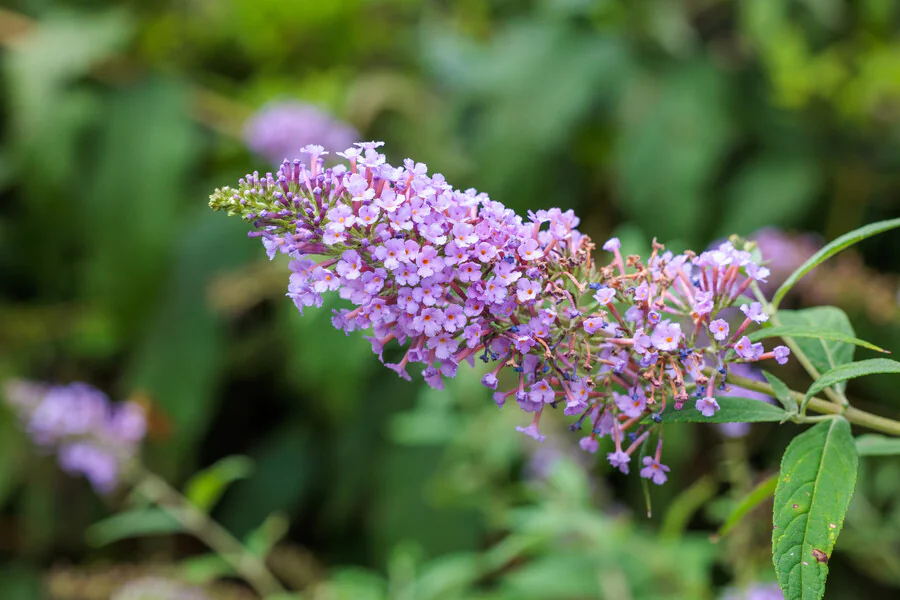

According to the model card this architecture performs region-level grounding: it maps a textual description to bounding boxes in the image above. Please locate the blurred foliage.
[2,0,900,598]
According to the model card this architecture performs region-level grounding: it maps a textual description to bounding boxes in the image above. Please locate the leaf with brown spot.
[773,417,858,600]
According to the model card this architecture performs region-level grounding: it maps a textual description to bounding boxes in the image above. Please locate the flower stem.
[749,283,848,406]
[724,370,900,436]
[131,465,285,598]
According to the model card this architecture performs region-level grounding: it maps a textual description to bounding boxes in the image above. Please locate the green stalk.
[725,370,900,436]
[131,466,285,598]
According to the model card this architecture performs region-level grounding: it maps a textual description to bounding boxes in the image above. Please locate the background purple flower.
[3,380,147,493]
[717,364,776,438]
[243,101,358,165]
[721,582,784,600]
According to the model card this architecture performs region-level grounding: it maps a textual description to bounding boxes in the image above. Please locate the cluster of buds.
[209,143,789,485]
[3,380,146,493]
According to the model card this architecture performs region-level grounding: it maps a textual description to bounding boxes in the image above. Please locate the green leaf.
[180,553,236,584]
[717,473,777,538]
[661,475,717,539]
[773,417,858,600]
[4,9,132,142]
[854,434,900,457]
[763,371,798,413]
[244,512,290,558]
[86,508,184,547]
[749,326,887,354]
[772,218,900,309]
[805,359,900,402]
[777,308,857,392]
[616,61,734,242]
[719,152,819,238]
[660,396,787,423]
[184,455,254,513]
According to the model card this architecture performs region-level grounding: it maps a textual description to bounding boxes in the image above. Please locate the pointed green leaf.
[660,396,787,423]
[763,371,798,413]
[805,359,900,402]
[772,218,900,309]
[717,473,777,538]
[855,434,900,457]
[773,418,858,600]
[662,475,717,539]
[777,308,856,392]
[748,327,887,354]
[180,553,236,584]
[244,512,290,558]
[86,508,184,547]
[183,455,254,513]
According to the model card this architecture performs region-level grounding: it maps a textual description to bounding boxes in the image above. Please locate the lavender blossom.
[111,577,209,600]
[721,582,784,600]
[243,102,358,166]
[209,142,793,484]
[3,380,146,493]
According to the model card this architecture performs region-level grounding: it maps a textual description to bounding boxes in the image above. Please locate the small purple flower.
[632,328,652,355]
[695,397,720,417]
[336,250,363,280]
[579,436,599,453]
[633,282,650,303]
[774,345,791,365]
[740,302,769,324]
[326,204,356,233]
[518,239,542,261]
[693,291,714,315]
[426,333,458,360]
[593,287,616,305]
[416,245,444,277]
[482,373,499,390]
[516,421,546,442]
[709,319,730,342]
[651,321,682,352]
[745,263,771,282]
[530,379,555,404]
[414,308,445,337]
[607,450,631,474]
[569,381,591,406]
[602,238,621,251]
[640,456,670,485]
[458,262,482,283]
[357,204,380,227]
[734,336,759,360]
[583,317,605,335]
[614,390,646,418]
[516,278,541,303]
[473,242,497,263]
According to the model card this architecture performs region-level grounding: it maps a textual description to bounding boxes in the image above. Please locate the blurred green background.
[2,0,900,598]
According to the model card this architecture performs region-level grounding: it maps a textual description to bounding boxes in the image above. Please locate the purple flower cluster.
[3,380,146,493]
[243,101,359,166]
[209,143,790,485]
